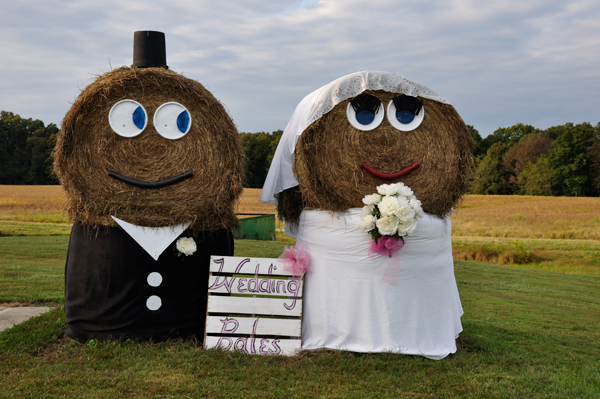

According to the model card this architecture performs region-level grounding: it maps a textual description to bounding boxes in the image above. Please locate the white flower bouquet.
[358,182,424,256]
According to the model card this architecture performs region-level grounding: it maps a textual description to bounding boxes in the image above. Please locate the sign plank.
[209,256,292,276]
[208,275,303,297]
[205,336,301,356]
[207,296,302,317]
[206,316,301,336]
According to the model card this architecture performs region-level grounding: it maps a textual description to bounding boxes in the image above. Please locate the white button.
[146,295,162,311]
[147,272,163,287]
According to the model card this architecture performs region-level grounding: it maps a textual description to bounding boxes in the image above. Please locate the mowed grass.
[1,186,600,273]
[1,238,599,398]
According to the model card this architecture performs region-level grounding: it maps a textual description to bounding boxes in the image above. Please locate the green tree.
[468,142,508,194]
[479,123,540,155]
[266,129,283,172]
[28,123,59,184]
[239,130,282,188]
[502,135,553,193]
[0,111,58,184]
[587,123,600,196]
[517,155,553,195]
[467,125,485,157]
[548,122,595,196]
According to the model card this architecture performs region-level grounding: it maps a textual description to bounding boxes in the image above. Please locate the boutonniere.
[176,237,197,257]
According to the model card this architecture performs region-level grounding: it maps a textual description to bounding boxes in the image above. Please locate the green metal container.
[233,214,276,241]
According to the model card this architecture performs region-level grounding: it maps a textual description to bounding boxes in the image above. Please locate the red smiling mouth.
[361,162,420,180]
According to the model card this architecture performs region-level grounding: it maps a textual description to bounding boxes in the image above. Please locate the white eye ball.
[387,99,425,131]
[346,102,384,131]
[108,99,148,137]
[153,102,192,140]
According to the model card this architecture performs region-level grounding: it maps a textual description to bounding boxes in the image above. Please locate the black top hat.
[133,31,168,68]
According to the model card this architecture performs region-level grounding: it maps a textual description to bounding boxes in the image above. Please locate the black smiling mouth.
[108,170,193,189]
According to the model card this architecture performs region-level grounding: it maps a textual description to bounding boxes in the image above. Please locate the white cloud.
[0,0,599,135]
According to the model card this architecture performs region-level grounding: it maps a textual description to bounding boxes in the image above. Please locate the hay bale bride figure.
[260,71,473,359]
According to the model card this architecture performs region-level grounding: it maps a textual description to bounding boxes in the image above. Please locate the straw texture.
[54,66,244,231]
[278,90,473,224]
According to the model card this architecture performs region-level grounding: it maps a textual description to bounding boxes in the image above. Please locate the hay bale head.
[277,81,473,223]
[54,66,245,231]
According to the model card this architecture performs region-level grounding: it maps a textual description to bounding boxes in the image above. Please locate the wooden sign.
[205,256,303,356]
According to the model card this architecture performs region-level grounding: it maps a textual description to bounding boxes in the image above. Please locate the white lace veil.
[259,70,450,206]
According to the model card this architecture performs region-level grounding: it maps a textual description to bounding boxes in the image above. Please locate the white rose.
[376,184,398,196]
[362,194,382,206]
[376,216,399,236]
[396,183,414,198]
[395,205,416,223]
[176,237,197,256]
[360,205,375,217]
[358,214,377,231]
[378,196,400,217]
[397,218,417,236]
[409,198,424,218]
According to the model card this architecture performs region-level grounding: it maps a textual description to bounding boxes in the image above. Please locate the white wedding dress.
[295,209,463,360]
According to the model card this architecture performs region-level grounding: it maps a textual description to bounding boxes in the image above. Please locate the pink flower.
[280,243,312,278]
[368,235,404,258]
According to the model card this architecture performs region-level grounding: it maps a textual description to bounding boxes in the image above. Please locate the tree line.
[468,122,600,197]
[0,111,59,185]
[2,110,599,196]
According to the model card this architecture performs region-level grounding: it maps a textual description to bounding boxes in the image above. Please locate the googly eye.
[346,94,384,131]
[387,96,425,131]
[153,102,192,140]
[108,99,148,137]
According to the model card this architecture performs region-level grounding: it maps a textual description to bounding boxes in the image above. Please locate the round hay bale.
[53,66,245,232]
[278,89,473,224]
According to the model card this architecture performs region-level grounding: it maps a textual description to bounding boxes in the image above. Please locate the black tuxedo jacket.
[64,222,233,342]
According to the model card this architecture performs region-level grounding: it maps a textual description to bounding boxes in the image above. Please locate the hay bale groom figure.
[54,31,245,342]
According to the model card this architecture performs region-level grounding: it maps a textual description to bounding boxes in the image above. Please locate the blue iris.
[396,110,415,124]
[177,110,190,133]
[132,106,146,129]
[356,110,376,125]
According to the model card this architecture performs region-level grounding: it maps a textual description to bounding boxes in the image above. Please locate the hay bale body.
[54,66,244,231]
[54,65,244,342]
[278,90,473,223]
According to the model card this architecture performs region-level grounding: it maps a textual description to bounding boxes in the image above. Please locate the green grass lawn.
[1,237,599,398]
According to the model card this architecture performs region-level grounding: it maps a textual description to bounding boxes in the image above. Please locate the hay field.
[450,195,600,273]
[0,185,68,223]
[452,195,600,240]
[2,187,596,240]
[0,186,280,237]
[1,186,598,273]
[234,188,276,216]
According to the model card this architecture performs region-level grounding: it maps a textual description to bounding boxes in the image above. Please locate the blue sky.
[1,0,599,137]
